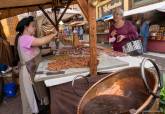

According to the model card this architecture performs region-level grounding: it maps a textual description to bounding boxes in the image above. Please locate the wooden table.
[34,53,153,87]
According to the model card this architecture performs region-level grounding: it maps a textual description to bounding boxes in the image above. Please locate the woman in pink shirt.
[109,8,138,52]
[15,16,57,114]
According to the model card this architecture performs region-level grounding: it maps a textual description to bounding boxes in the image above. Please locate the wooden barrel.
[77,67,159,114]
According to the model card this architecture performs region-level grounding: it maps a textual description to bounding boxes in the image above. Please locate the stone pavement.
[0,92,22,114]
[143,53,165,72]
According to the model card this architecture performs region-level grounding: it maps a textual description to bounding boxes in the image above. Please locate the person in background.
[73,27,78,34]
[140,13,151,53]
[132,14,142,33]
[109,8,138,52]
[79,26,84,40]
[67,27,71,38]
[15,16,57,114]
[67,27,71,39]
[63,27,68,37]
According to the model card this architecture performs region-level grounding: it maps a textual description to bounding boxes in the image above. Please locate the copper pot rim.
[77,67,159,114]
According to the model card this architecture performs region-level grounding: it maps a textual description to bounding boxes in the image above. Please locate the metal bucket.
[77,58,161,114]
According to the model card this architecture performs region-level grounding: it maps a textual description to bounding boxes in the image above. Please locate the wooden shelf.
[149,39,165,41]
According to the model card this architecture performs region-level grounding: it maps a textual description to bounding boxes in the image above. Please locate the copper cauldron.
[77,58,162,114]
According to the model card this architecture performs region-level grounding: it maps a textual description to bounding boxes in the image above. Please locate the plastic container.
[3,82,16,97]
[0,64,8,72]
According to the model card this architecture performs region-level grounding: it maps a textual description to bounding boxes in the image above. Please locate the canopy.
[96,14,112,22]
[0,0,77,20]
[104,1,165,21]
[124,1,165,16]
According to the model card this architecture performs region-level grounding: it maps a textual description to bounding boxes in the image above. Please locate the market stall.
[35,46,153,87]
[96,0,123,44]
[147,11,165,53]
[124,1,165,53]
[96,20,109,43]
[0,0,162,114]
[104,1,165,53]
[0,0,98,76]
[33,43,154,114]
[0,1,99,114]
[34,46,128,84]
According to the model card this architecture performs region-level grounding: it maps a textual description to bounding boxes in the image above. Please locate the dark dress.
[109,21,138,52]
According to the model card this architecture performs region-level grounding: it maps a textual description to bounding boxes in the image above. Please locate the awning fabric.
[0,0,52,19]
[96,14,112,22]
[105,1,165,21]
[124,1,165,16]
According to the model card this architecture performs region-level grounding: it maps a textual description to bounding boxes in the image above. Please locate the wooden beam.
[52,0,58,29]
[57,0,72,24]
[77,0,88,20]
[0,1,77,10]
[76,0,97,76]
[38,6,58,31]
[88,3,97,76]
[0,2,51,10]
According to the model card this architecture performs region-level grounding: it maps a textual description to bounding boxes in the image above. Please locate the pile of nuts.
[48,56,90,71]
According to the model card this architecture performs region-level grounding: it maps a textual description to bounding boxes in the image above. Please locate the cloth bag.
[122,37,143,56]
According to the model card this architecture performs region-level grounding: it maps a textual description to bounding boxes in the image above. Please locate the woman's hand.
[52,28,57,33]
[58,32,65,39]
[50,33,56,39]
[111,30,117,37]
[50,32,58,39]
[117,35,126,42]
[50,28,58,39]
[109,37,116,43]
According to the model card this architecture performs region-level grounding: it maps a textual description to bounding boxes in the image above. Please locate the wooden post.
[77,0,89,20]
[75,0,97,76]
[88,2,97,76]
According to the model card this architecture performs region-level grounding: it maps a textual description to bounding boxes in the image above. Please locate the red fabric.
[148,40,165,53]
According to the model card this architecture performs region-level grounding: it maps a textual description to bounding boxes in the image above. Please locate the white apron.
[18,42,40,114]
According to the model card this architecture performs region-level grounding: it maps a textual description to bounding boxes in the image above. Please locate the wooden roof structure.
[69,20,88,26]
[0,0,77,19]
[0,0,98,76]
